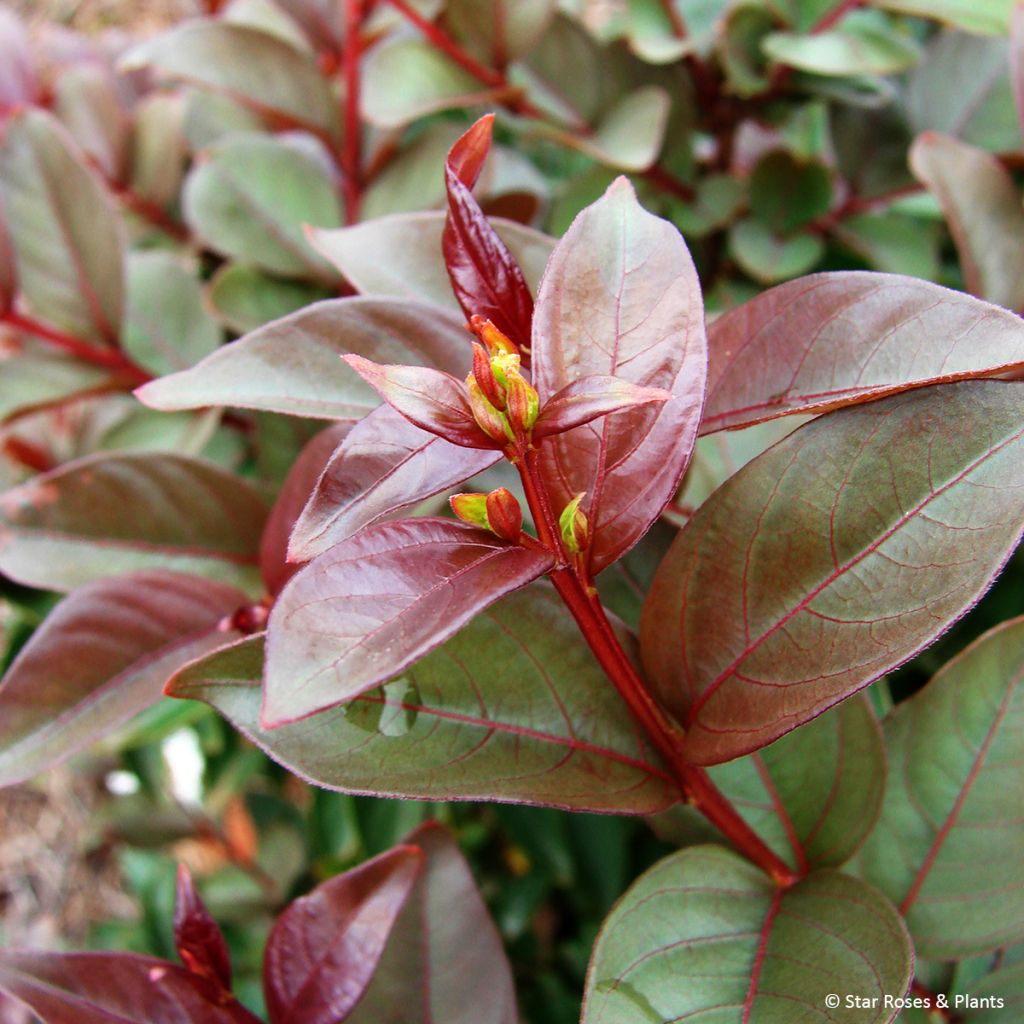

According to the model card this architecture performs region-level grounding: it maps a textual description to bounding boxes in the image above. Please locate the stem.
[341,0,364,222]
[112,184,189,241]
[2,310,151,384]
[660,0,687,39]
[810,0,864,32]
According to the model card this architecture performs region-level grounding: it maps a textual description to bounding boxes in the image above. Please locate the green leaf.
[361,39,502,128]
[121,20,337,137]
[728,218,825,283]
[721,5,776,97]
[52,62,128,182]
[833,212,940,279]
[123,251,221,375]
[129,93,188,209]
[0,571,244,788]
[0,354,111,424]
[167,587,679,814]
[858,617,1024,958]
[0,109,125,345]
[307,213,553,310]
[910,132,1024,311]
[870,0,1013,35]
[0,452,268,592]
[207,264,331,334]
[184,134,341,282]
[749,151,833,232]
[583,845,912,1024]
[136,298,470,420]
[763,26,921,76]
[641,381,1024,765]
[446,0,555,64]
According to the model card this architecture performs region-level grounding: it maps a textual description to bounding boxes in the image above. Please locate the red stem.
[811,0,864,32]
[341,0,364,222]
[660,0,687,39]
[112,185,189,241]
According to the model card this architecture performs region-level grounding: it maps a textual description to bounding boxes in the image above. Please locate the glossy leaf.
[288,405,500,561]
[532,177,706,573]
[263,519,553,726]
[263,846,421,1024]
[175,866,232,991]
[641,381,1024,765]
[910,132,1024,311]
[443,117,535,355]
[533,376,671,440]
[183,134,341,282]
[342,356,496,449]
[0,109,124,345]
[136,298,470,420]
[307,212,553,312]
[0,950,261,1024]
[702,272,1024,433]
[167,587,677,813]
[121,21,337,136]
[0,452,268,592]
[858,617,1024,958]
[344,823,517,1024]
[583,845,912,1024]
[261,423,351,595]
[0,571,244,787]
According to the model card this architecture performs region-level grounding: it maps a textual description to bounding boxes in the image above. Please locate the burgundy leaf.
[532,178,707,573]
[344,822,517,1024]
[0,950,261,1024]
[262,518,554,726]
[174,866,232,992]
[0,570,246,787]
[443,115,534,355]
[342,354,498,449]
[533,375,672,440]
[262,846,421,1024]
[260,423,351,595]
[288,405,501,562]
[702,272,1024,434]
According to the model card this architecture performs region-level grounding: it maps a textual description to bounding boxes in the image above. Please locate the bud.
[485,488,523,543]
[450,492,490,530]
[559,493,589,555]
[505,369,539,434]
[469,314,518,357]
[472,342,506,410]
[466,374,513,443]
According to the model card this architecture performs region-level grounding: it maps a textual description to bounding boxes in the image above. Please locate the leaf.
[582,844,912,1024]
[749,151,833,233]
[910,133,1024,311]
[532,178,707,573]
[446,0,555,64]
[262,846,421,1024]
[870,0,1013,35]
[728,218,825,284]
[175,866,232,991]
[641,381,1024,765]
[289,405,500,561]
[342,356,496,449]
[344,823,517,1024]
[1014,3,1024,139]
[857,616,1024,958]
[307,212,553,311]
[443,116,535,356]
[263,518,553,725]
[129,92,188,209]
[703,272,1024,433]
[123,251,221,376]
[261,423,351,595]
[207,264,330,335]
[183,134,342,282]
[0,950,262,1024]
[0,354,113,425]
[533,376,671,440]
[361,39,502,128]
[0,7,38,108]
[0,570,244,788]
[0,109,124,345]
[52,62,128,182]
[135,298,471,420]
[0,452,268,592]
[167,587,678,813]
[763,25,921,76]
[832,212,940,280]
[121,21,337,136]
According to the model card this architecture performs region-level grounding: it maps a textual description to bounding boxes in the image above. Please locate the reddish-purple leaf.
[0,8,38,109]
[702,272,1024,434]
[288,405,500,562]
[174,866,232,992]
[533,375,671,440]
[262,846,421,1024]
[344,822,517,1024]
[1012,3,1024,142]
[342,354,498,449]
[641,381,1024,765]
[261,423,351,595]
[262,518,553,726]
[0,951,262,1024]
[443,116,534,355]
[532,177,707,573]
[0,570,246,787]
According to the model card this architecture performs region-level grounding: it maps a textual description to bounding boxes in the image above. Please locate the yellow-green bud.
[559,492,589,555]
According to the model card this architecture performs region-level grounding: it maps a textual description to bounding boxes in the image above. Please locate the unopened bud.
[472,342,506,410]
[559,493,589,555]
[466,374,513,443]
[450,492,490,530]
[469,314,518,357]
[485,488,523,543]
[505,370,539,434]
